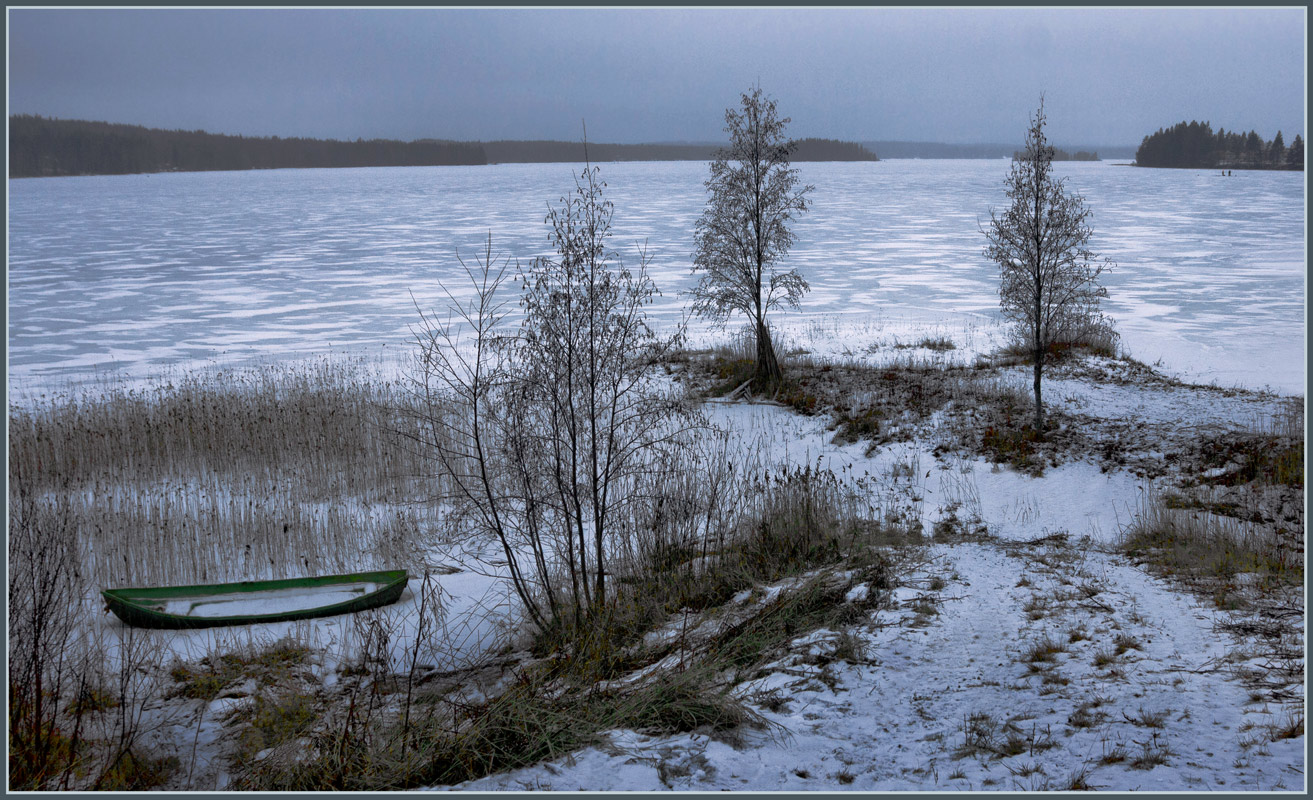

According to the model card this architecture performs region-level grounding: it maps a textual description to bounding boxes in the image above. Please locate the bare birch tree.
[410,161,696,638]
[511,161,694,628]
[983,98,1114,435]
[690,86,813,388]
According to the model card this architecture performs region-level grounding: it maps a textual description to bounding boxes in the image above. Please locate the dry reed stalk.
[10,356,445,588]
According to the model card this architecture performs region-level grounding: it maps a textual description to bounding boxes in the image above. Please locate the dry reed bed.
[1121,490,1302,584]
[7,355,457,788]
[9,356,442,588]
[1135,398,1305,579]
[11,357,418,493]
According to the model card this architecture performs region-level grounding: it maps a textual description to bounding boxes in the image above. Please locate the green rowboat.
[101,569,409,629]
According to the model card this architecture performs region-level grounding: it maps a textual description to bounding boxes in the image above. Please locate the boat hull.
[101,570,409,629]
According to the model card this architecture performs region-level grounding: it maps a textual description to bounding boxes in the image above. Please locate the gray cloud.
[8,8,1305,145]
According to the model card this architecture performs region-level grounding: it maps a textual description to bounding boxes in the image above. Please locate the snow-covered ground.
[438,383,1305,792]
[448,540,1302,791]
[58,318,1304,791]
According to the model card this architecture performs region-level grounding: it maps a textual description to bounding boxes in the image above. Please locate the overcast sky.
[7,7,1306,145]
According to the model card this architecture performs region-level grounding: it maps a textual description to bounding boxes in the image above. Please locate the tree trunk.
[594,527,605,617]
[1032,349,1044,435]
[755,317,783,388]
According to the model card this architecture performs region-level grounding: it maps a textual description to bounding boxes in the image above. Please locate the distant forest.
[8,116,485,177]
[484,138,878,164]
[865,141,1136,160]
[1135,121,1304,170]
[1011,147,1100,161]
[8,117,877,178]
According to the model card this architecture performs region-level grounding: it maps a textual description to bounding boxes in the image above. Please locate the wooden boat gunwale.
[101,569,409,629]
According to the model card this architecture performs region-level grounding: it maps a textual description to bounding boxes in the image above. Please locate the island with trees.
[1135,120,1304,170]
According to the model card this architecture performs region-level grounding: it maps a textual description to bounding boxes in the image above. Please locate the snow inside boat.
[101,569,409,629]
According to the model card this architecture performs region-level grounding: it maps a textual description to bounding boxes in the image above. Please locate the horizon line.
[7,113,1141,150]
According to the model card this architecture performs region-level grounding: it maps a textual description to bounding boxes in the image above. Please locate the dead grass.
[1268,711,1304,741]
[682,339,1102,476]
[1121,488,1302,589]
[168,638,311,702]
[955,712,1056,760]
[9,358,437,588]
[234,455,916,790]
[1021,634,1067,664]
[1067,703,1107,730]
[1112,634,1142,655]
[229,687,322,764]
[994,325,1120,365]
[894,336,956,352]
[1022,594,1050,620]
[1098,742,1129,765]
[1193,431,1304,490]
[7,357,440,790]
[1062,764,1098,790]
[1128,734,1171,770]
[1125,706,1170,729]
[235,561,894,791]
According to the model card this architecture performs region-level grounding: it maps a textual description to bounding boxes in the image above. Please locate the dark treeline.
[9,116,880,178]
[1012,147,1100,161]
[1135,120,1304,170]
[866,141,1015,159]
[484,140,711,163]
[9,116,486,178]
[868,141,1135,159]
[485,137,878,163]
[788,138,880,161]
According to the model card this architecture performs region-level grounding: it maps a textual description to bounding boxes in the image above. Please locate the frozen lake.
[7,159,1305,395]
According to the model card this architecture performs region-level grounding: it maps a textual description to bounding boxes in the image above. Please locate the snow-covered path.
[446,536,1303,792]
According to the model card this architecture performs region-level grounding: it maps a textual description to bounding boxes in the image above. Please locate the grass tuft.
[1129,735,1171,770]
[1269,711,1304,741]
[1021,635,1067,664]
[230,688,322,764]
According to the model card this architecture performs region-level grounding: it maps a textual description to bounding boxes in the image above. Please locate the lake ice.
[7,159,1305,395]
